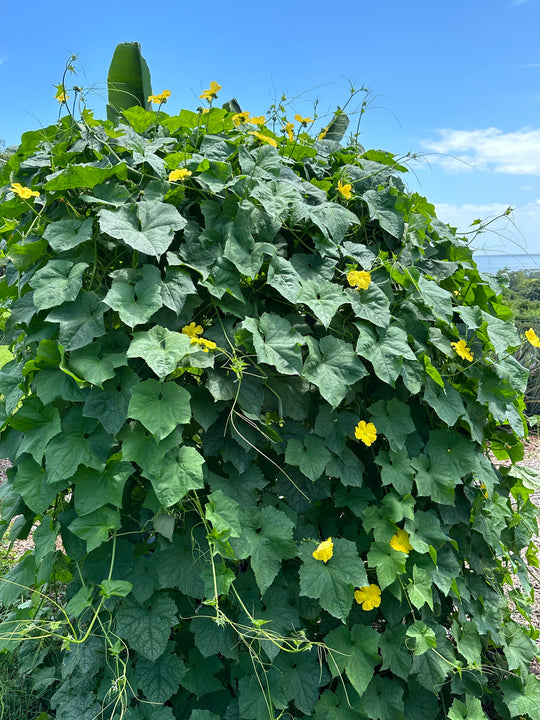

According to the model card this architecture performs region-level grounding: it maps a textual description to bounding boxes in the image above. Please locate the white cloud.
[421,127,540,175]
[434,199,540,255]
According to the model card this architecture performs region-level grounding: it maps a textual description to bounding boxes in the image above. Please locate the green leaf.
[285,436,331,481]
[44,161,128,191]
[326,446,365,487]
[65,586,94,619]
[423,378,465,427]
[502,621,537,673]
[368,398,416,451]
[136,650,187,702]
[407,565,434,611]
[30,260,88,310]
[375,449,414,495]
[124,705,175,720]
[46,291,107,350]
[128,379,191,440]
[115,592,178,661]
[481,310,520,355]
[9,395,61,462]
[68,337,128,387]
[271,648,326,715]
[147,445,205,508]
[68,506,121,552]
[73,461,133,515]
[361,675,405,720]
[297,280,346,328]
[501,674,540,719]
[347,283,391,328]
[99,579,133,598]
[107,41,153,122]
[325,624,380,698]
[412,454,457,506]
[231,506,296,594]
[448,696,489,720]
[366,541,407,590]
[205,489,242,538]
[356,322,417,386]
[322,111,349,142]
[417,276,453,322]
[82,366,138,435]
[303,335,368,408]
[240,313,304,375]
[12,456,64,514]
[127,325,191,379]
[43,217,94,252]
[299,538,367,621]
[379,624,412,680]
[161,266,196,315]
[405,621,437,655]
[44,406,113,483]
[363,187,405,239]
[104,265,163,327]
[99,201,186,258]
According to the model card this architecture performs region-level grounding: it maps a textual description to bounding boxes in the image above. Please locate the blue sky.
[1,0,539,262]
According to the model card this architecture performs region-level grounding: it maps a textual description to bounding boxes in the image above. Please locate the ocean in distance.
[473,253,540,275]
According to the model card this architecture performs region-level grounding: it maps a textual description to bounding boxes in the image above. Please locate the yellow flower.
[148,90,171,104]
[354,420,377,447]
[200,107,210,114]
[199,81,222,101]
[10,183,39,200]
[249,131,277,148]
[389,529,413,554]
[347,270,371,290]
[451,339,474,362]
[312,538,333,562]
[355,584,381,611]
[337,180,353,199]
[196,338,217,353]
[294,113,312,125]
[169,168,192,182]
[232,111,250,127]
[525,328,540,348]
[318,127,329,140]
[182,322,204,339]
[283,122,295,141]
[250,115,266,126]
[55,85,69,103]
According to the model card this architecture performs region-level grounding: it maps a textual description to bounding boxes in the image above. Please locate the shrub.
[0,77,539,720]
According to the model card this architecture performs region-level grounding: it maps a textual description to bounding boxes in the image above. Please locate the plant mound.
[0,92,539,720]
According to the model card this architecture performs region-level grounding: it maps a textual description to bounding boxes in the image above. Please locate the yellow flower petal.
[249,115,266,126]
[283,122,295,141]
[312,538,333,562]
[197,338,217,353]
[451,339,474,362]
[354,584,381,611]
[169,168,192,182]
[354,420,377,447]
[182,322,204,339]
[200,81,222,100]
[10,183,39,200]
[337,180,352,199]
[294,113,312,125]
[525,328,540,348]
[232,111,250,127]
[148,90,171,104]
[389,529,413,554]
[248,131,277,148]
[347,270,371,290]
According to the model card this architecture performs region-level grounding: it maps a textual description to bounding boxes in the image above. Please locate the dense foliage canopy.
[0,82,539,720]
